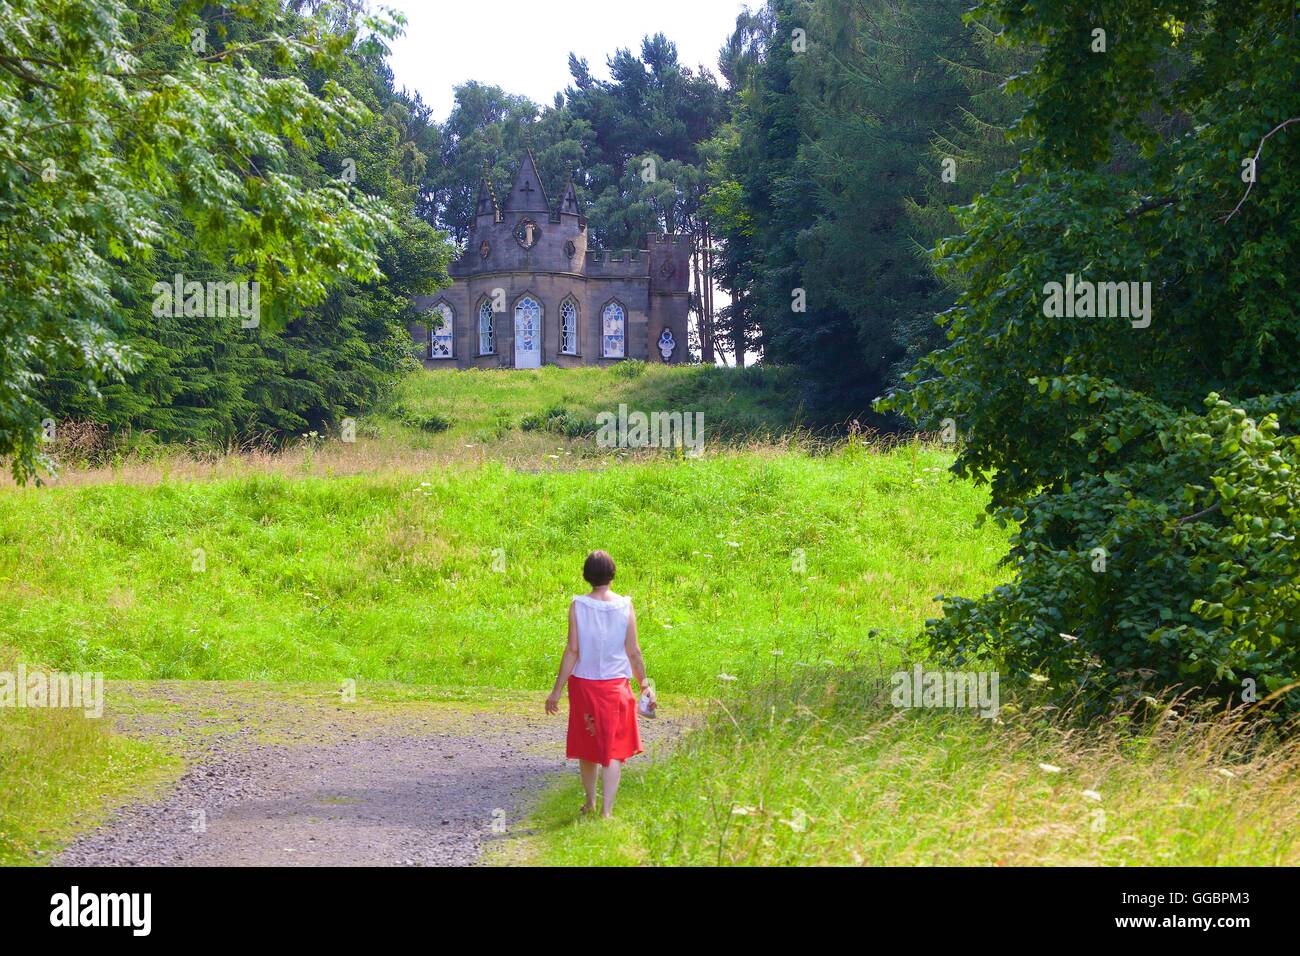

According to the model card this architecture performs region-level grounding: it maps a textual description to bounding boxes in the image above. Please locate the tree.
[562,36,730,361]
[6,0,449,467]
[882,0,1300,711]
[705,0,1018,405]
[429,82,584,246]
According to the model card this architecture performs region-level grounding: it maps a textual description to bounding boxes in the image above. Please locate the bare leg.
[600,760,623,818]
[578,760,597,813]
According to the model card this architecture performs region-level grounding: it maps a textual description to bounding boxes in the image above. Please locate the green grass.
[0,651,180,865]
[17,364,1294,868]
[0,709,178,865]
[0,444,1006,688]
[516,670,1300,867]
[370,361,808,448]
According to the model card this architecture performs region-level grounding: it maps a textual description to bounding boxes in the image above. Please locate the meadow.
[0,439,1001,690]
[5,365,1298,867]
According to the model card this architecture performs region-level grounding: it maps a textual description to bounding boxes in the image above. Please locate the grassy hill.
[0,442,1002,689]
[24,362,812,486]
[374,361,810,448]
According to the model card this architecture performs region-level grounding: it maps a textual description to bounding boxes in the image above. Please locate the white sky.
[383,0,755,120]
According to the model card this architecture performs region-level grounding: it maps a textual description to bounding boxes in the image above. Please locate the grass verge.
[512,669,1300,866]
[0,653,180,866]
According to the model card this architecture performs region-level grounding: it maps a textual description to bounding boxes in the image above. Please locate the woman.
[545,550,653,818]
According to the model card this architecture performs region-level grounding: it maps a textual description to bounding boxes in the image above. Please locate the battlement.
[582,234,691,274]
[584,249,651,275]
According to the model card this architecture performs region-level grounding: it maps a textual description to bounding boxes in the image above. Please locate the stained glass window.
[560,300,578,354]
[515,296,541,354]
[602,302,625,358]
[478,300,495,355]
[429,303,453,359]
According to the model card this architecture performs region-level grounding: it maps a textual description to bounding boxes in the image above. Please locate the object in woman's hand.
[638,687,657,718]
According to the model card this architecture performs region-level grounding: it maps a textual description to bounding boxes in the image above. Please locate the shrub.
[610,359,647,380]
[391,403,451,433]
[926,392,1300,712]
[520,405,596,438]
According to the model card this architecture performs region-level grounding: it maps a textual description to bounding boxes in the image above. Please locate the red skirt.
[566,675,643,766]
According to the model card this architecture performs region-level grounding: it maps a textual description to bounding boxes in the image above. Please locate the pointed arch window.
[515,296,541,344]
[560,299,578,355]
[478,299,496,355]
[429,303,453,359]
[602,302,626,359]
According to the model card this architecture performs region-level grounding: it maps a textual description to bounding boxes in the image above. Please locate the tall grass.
[523,667,1300,866]
[13,364,810,488]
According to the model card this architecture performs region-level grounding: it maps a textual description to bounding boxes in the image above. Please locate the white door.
[514,297,542,369]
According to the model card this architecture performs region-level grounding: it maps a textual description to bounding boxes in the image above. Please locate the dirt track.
[57,682,681,866]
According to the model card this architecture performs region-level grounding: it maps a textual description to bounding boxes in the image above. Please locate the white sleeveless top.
[571,594,633,680]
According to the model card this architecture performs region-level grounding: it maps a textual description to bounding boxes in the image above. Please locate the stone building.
[410,152,691,369]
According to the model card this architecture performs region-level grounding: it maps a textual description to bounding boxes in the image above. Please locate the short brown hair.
[583,550,616,587]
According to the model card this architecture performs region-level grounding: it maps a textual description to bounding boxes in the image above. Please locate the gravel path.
[57,683,684,867]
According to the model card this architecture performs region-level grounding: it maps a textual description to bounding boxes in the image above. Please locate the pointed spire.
[502,150,550,213]
[558,175,582,216]
[475,172,499,219]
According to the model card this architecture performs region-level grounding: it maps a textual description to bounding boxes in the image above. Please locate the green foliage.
[429,81,582,245]
[562,35,729,250]
[609,359,647,380]
[3,0,450,480]
[881,0,1300,711]
[430,37,728,255]
[389,403,452,434]
[519,404,595,438]
[705,0,1020,418]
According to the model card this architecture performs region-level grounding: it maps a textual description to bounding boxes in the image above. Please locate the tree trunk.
[728,229,744,367]
[733,312,745,368]
[693,237,713,365]
[702,225,716,365]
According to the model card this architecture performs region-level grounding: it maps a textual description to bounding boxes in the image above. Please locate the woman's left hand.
[545,691,561,715]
